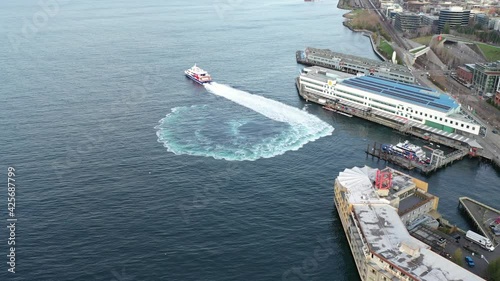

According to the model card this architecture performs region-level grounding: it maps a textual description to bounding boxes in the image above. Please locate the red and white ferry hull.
[184,64,212,84]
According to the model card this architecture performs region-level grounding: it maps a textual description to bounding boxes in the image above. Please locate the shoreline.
[336,4,388,61]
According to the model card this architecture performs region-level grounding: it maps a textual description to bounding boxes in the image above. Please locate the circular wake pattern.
[155,84,334,161]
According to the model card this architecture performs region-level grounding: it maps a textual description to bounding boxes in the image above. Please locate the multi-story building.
[394,12,423,33]
[333,166,484,281]
[384,4,403,19]
[457,65,473,85]
[297,67,481,135]
[489,17,500,31]
[438,7,471,32]
[475,13,489,28]
[421,14,439,33]
[470,61,500,95]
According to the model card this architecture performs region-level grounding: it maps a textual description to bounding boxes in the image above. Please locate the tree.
[452,248,464,267]
[486,257,500,281]
[443,23,451,34]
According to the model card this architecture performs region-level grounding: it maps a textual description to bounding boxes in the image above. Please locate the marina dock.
[458,197,500,246]
[365,142,469,174]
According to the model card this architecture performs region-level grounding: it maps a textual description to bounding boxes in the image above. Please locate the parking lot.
[410,225,499,277]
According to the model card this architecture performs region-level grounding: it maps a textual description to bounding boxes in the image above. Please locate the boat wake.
[155,83,334,161]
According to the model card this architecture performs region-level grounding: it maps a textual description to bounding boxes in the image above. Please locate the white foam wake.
[203,82,334,154]
[155,83,334,161]
[205,82,333,132]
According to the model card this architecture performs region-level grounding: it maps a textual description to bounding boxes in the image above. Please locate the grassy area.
[344,9,364,19]
[412,35,434,46]
[347,10,379,31]
[476,42,500,61]
[344,9,392,42]
[378,40,393,59]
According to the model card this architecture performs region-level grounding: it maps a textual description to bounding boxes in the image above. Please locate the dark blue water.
[1,0,499,280]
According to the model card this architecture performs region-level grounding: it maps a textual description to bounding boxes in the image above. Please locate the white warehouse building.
[298,67,480,135]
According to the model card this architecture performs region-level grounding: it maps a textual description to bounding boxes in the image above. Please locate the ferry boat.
[184,64,212,84]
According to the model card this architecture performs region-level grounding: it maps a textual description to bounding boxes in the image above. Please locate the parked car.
[465,256,475,267]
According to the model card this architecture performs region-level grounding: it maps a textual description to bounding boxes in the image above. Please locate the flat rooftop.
[301,66,355,84]
[339,76,460,113]
[337,166,483,281]
[399,193,427,214]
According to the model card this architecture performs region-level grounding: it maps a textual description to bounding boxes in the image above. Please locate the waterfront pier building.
[296,47,415,84]
[297,67,480,135]
[334,166,484,281]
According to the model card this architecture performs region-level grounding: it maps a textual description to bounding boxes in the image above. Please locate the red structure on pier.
[375,169,392,190]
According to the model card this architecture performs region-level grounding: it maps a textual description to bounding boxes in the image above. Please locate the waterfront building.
[438,7,471,33]
[297,67,480,135]
[333,166,484,281]
[394,13,423,33]
[470,61,500,95]
[296,47,415,84]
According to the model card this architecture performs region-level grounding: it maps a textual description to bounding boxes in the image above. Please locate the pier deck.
[295,77,499,172]
[365,142,469,174]
[458,197,500,246]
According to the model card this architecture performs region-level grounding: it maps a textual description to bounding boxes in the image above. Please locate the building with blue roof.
[339,76,460,113]
[298,67,480,135]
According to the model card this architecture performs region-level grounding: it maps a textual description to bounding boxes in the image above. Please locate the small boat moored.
[184,64,212,84]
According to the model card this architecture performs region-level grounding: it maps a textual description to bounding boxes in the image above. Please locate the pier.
[365,142,469,174]
[458,197,500,246]
[295,75,496,171]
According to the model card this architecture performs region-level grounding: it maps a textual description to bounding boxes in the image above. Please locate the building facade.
[421,14,439,33]
[457,65,473,84]
[394,13,422,33]
[385,4,403,19]
[438,7,471,32]
[475,13,489,28]
[470,61,500,95]
[298,68,480,135]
